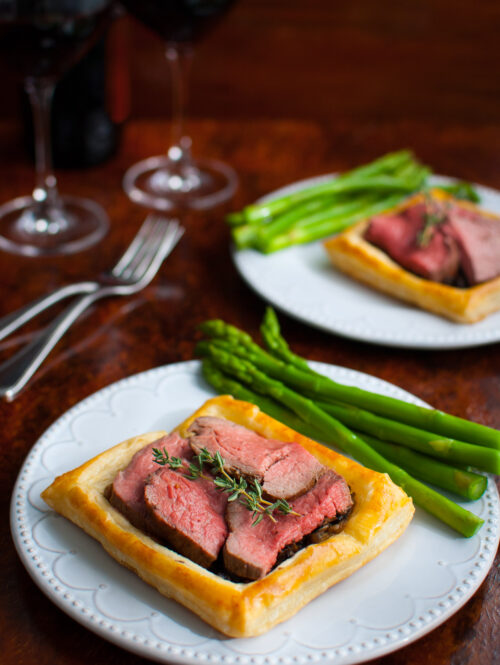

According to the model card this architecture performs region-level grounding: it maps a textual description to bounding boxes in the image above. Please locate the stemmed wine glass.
[122,0,238,211]
[0,0,113,256]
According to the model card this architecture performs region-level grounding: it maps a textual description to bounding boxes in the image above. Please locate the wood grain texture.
[0,0,499,662]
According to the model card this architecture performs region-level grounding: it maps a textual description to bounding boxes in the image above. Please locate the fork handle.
[0,291,102,401]
[0,281,98,343]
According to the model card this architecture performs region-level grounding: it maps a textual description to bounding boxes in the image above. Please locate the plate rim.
[232,174,500,349]
[10,360,500,665]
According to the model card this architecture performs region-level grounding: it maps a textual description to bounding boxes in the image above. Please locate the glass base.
[0,194,108,257]
[123,154,238,211]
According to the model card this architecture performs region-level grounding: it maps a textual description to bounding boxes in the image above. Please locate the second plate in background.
[232,175,500,349]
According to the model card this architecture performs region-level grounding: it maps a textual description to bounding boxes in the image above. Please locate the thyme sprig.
[152,446,300,525]
[417,190,449,247]
[153,448,183,469]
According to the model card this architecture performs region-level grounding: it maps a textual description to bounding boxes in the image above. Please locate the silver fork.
[0,216,184,401]
[0,214,169,343]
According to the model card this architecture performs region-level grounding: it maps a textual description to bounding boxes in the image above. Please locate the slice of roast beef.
[446,206,500,285]
[261,445,324,500]
[144,467,228,568]
[188,416,323,500]
[365,203,461,283]
[108,432,191,531]
[188,417,287,478]
[223,469,353,580]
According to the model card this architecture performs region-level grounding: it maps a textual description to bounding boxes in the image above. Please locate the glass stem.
[25,78,61,212]
[165,43,194,166]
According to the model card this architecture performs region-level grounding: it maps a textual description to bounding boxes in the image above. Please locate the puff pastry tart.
[324,190,500,323]
[42,395,414,638]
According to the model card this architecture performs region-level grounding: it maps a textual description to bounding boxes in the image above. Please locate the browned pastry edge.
[323,190,500,323]
[41,395,414,638]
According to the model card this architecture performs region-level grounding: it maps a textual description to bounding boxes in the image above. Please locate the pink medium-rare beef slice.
[188,417,287,478]
[365,203,461,282]
[446,206,500,285]
[144,467,228,568]
[262,444,324,500]
[223,469,353,580]
[188,416,324,500]
[108,431,191,530]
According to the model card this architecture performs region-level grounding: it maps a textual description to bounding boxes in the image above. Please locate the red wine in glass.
[0,8,111,79]
[121,0,238,211]
[0,0,113,256]
[121,0,235,42]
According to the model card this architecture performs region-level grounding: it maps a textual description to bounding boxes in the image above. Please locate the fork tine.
[127,220,184,285]
[0,219,184,400]
[118,218,168,281]
[111,214,159,278]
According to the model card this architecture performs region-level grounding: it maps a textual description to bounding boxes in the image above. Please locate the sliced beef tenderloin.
[188,416,323,500]
[223,469,353,580]
[188,417,287,478]
[144,467,228,568]
[261,446,324,500]
[445,206,500,285]
[108,432,191,531]
[365,203,461,282]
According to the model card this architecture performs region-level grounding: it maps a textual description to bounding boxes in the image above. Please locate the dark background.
[1,2,499,665]
[2,0,500,171]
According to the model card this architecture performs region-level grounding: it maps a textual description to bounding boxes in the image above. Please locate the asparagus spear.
[260,310,500,450]
[198,319,256,348]
[336,149,416,181]
[261,193,408,253]
[235,189,419,252]
[295,368,500,450]
[198,345,484,537]
[234,195,339,249]
[197,336,500,472]
[231,151,430,252]
[202,357,486,502]
[253,194,377,252]
[197,325,500,453]
[241,150,417,224]
[260,306,312,372]
[352,431,487,501]
[201,359,326,441]
[254,193,337,230]
[317,399,500,473]
[226,211,246,227]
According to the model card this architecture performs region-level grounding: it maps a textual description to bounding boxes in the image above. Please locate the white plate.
[11,360,499,665]
[232,175,500,348]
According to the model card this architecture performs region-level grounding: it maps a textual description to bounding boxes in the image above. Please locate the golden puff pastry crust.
[41,395,414,638]
[323,190,500,323]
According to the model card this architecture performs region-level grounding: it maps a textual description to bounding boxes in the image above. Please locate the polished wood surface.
[1,1,499,663]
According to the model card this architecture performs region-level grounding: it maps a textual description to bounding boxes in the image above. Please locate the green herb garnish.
[152,446,300,524]
[417,190,448,247]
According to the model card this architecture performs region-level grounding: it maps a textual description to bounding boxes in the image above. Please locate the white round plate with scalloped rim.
[232,175,500,349]
[11,360,499,665]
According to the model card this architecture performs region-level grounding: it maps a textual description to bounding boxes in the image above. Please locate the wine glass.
[0,0,113,256]
[122,0,238,211]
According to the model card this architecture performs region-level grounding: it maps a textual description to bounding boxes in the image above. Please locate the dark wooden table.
[1,1,500,663]
[1,116,499,665]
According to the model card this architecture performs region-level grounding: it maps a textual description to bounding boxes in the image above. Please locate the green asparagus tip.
[232,224,259,249]
[226,212,246,227]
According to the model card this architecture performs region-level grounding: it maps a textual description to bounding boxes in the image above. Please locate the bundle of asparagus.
[229,150,479,253]
[196,308,499,537]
